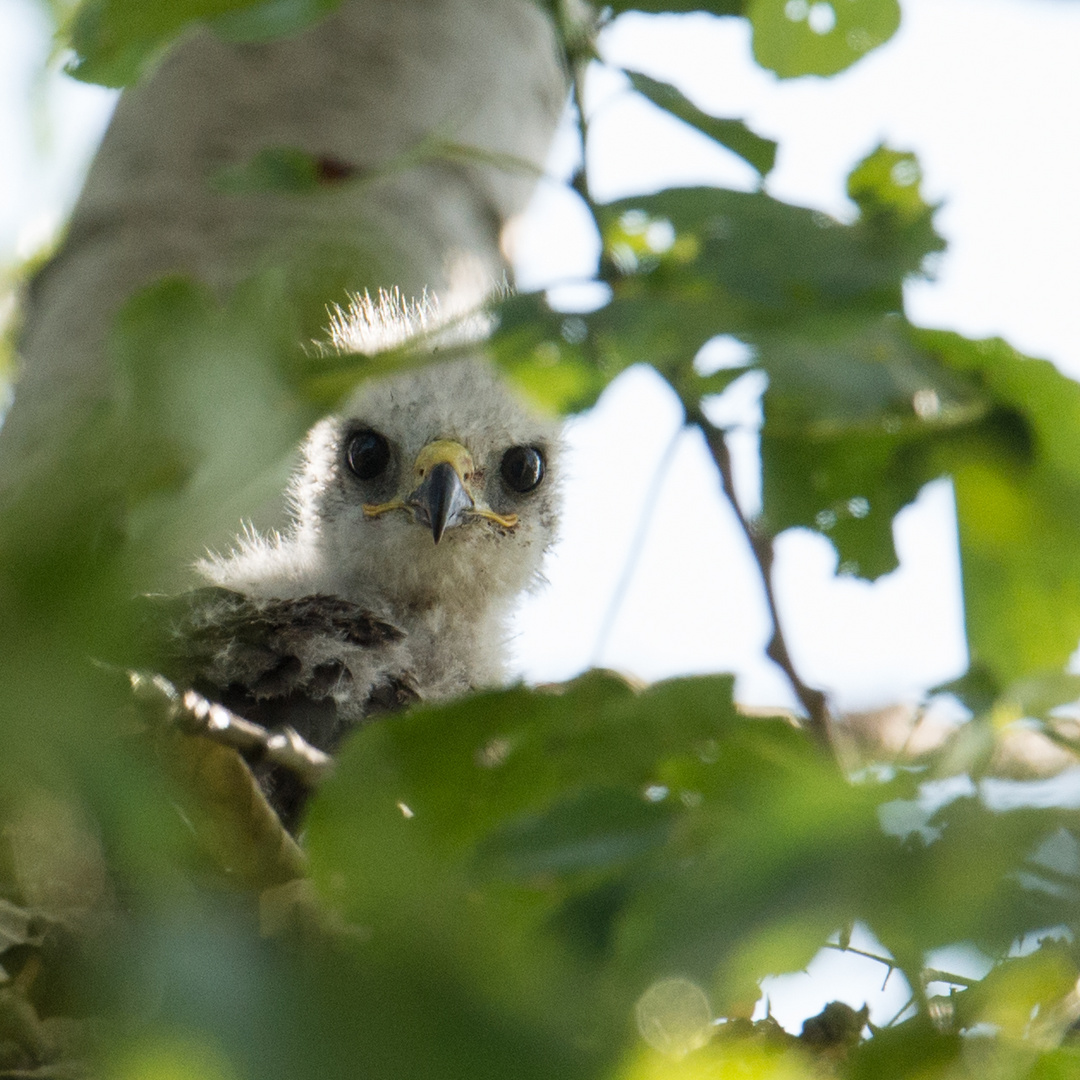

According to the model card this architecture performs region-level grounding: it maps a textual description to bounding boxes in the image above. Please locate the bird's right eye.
[346,430,391,480]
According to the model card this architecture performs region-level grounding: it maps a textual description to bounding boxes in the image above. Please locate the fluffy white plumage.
[199,356,560,694]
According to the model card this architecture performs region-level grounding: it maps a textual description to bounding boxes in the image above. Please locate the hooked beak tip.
[408,460,474,544]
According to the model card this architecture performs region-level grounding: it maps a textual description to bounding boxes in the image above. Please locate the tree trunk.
[3,0,566,513]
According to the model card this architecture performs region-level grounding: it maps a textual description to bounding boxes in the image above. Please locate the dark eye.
[500,445,545,494]
[346,430,391,480]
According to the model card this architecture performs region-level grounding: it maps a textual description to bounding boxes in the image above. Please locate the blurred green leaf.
[490,290,749,416]
[476,787,676,881]
[747,0,901,79]
[107,273,318,580]
[307,674,875,1027]
[625,70,777,177]
[998,672,1080,722]
[302,669,1080,1075]
[593,147,947,576]
[211,147,340,194]
[950,942,1078,1037]
[604,1,743,13]
[919,330,1080,687]
[1031,1047,1080,1080]
[489,292,611,414]
[846,1016,962,1080]
[935,663,1001,717]
[848,145,934,228]
[882,796,1080,961]
[67,0,343,86]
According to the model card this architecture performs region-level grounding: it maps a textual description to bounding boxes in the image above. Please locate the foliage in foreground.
[4,0,1080,1078]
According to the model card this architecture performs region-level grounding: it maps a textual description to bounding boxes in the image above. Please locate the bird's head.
[296,359,560,615]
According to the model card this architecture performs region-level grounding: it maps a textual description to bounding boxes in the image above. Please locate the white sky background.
[510,0,1080,712]
[5,0,1080,1031]
[4,0,1080,715]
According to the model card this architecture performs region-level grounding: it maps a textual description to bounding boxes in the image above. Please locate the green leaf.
[625,70,777,177]
[490,290,749,415]
[67,0,342,87]
[604,0,743,13]
[849,145,934,228]
[747,0,901,79]
[590,147,948,576]
[950,942,1078,1037]
[588,155,950,576]
[599,182,941,326]
[210,0,340,40]
[879,796,1080,960]
[997,672,1080,723]
[934,663,1001,717]
[1031,1047,1080,1080]
[475,787,676,879]
[918,330,1080,686]
[107,273,318,578]
[305,672,886,1024]
[758,314,981,578]
[489,292,611,414]
[847,1016,961,1080]
[305,665,1080,1059]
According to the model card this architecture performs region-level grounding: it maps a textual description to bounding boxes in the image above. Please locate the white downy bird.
[156,294,561,826]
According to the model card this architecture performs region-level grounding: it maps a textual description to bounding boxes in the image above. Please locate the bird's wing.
[143,587,419,829]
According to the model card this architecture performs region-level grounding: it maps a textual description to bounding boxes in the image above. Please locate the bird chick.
[164,353,560,826]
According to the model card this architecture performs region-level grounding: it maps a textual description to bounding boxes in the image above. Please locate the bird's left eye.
[500,445,545,493]
[346,430,391,480]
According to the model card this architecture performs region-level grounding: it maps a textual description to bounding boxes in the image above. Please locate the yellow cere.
[363,438,519,527]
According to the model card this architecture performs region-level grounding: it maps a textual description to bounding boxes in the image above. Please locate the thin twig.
[570,55,592,207]
[591,425,683,666]
[822,942,896,969]
[557,0,601,209]
[922,969,976,989]
[822,941,898,990]
[686,404,833,753]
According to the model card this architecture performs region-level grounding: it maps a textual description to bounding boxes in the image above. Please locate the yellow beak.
[362,439,519,543]
[407,441,476,544]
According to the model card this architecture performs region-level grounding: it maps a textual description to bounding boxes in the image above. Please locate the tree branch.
[686,404,834,754]
[128,670,334,788]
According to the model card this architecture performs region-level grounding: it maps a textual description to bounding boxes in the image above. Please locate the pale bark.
[3,0,566,497]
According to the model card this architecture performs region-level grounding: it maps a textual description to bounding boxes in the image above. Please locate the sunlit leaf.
[307,674,880,1025]
[604,0,743,13]
[747,0,900,79]
[67,0,343,86]
[950,942,1078,1037]
[489,292,609,414]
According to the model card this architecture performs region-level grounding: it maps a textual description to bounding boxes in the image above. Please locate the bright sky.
[5,0,1078,1031]
[510,0,1080,712]
[4,0,1080,712]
